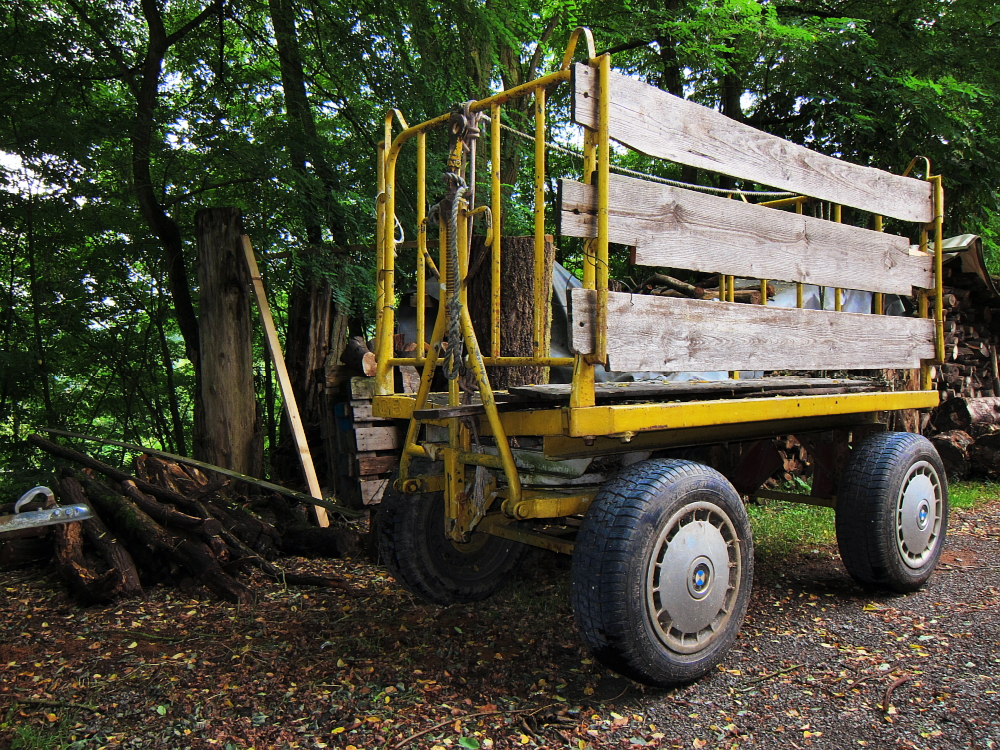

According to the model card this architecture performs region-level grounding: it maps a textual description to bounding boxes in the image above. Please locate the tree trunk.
[193,208,263,479]
[467,235,554,388]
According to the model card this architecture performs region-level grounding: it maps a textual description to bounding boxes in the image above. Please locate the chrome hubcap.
[896,461,943,569]
[646,501,741,655]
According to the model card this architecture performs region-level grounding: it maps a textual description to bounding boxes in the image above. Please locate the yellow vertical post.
[572,101,599,408]
[416,133,426,357]
[593,54,611,366]
[759,279,768,306]
[375,116,400,396]
[375,141,386,349]
[533,88,546,360]
[933,175,945,364]
[582,128,597,291]
[491,102,502,359]
[727,275,738,379]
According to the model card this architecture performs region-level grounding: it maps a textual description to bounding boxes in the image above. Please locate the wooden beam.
[242,236,329,527]
[571,63,933,224]
[568,289,935,372]
[560,175,932,295]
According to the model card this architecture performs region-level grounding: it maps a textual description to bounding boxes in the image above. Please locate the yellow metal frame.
[370,28,943,548]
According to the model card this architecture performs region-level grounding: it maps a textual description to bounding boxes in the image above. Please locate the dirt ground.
[1,500,998,750]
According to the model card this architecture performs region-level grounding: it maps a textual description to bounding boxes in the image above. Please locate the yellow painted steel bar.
[375,391,938,438]
[586,53,611,367]
[491,102,502,358]
[563,390,940,438]
[459,304,523,503]
[510,492,595,520]
[758,195,809,209]
[759,279,768,306]
[375,141,386,352]
[533,88,546,359]
[416,133,426,356]
[560,26,597,70]
[375,69,572,396]
[932,175,945,363]
[573,126,600,409]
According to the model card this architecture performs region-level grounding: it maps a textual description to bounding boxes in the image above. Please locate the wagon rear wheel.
[376,476,528,606]
[571,459,754,688]
[836,432,948,593]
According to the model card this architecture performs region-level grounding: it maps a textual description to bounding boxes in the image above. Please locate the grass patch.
[747,501,835,560]
[948,479,1000,509]
[747,478,1000,560]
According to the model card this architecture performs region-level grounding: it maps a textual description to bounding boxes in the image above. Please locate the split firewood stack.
[6,435,363,605]
[926,255,1000,480]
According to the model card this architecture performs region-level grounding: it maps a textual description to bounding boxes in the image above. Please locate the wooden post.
[242,236,329,527]
[194,208,263,479]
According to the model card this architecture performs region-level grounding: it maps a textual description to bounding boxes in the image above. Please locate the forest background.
[2,0,999,495]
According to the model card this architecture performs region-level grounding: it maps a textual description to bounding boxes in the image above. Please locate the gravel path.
[624,499,1000,749]
[0,500,997,749]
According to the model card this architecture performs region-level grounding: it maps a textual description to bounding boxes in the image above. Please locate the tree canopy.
[3,0,999,492]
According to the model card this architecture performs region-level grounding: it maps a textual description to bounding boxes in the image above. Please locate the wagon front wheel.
[571,459,754,688]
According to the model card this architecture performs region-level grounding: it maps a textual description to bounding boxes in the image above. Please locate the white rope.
[480,114,796,199]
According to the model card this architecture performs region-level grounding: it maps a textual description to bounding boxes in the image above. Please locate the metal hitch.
[0,486,93,534]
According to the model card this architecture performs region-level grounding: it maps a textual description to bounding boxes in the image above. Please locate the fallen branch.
[882,675,912,713]
[738,663,804,691]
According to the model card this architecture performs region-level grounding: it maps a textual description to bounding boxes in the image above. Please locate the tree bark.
[467,235,554,388]
[193,208,263,479]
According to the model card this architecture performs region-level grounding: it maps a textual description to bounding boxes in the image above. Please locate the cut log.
[58,474,143,599]
[119,480,222,538]
[341,336,377,377]
[78,475,252,605]
[969,433,1000,479]
[28,435,207,517]
[52,518,123,605]
[930,430,974,481]
[933,397,1000,432]
[639,273,706,299]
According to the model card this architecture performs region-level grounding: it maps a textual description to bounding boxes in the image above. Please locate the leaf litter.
[0,500,998,749]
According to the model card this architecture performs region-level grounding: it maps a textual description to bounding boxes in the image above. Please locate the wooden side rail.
[559,174,932,296]
[571,63,933,224]
[568,289,936,373]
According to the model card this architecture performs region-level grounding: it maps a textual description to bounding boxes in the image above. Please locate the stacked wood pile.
[1,435,362,605]
[636,273,775,305]
[329,377,401,506]
[924,255,1000,479]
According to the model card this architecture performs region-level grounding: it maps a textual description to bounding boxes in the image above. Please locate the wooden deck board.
[509,377,876,402]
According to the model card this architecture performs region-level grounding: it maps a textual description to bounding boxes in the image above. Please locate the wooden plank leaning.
[568,289,936,373]
[571,63,933,224]
[560,175,933,295]
[242,236,329,527]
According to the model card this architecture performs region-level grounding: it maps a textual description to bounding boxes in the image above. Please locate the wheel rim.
[646,501,742,655]
[896,460,943,569]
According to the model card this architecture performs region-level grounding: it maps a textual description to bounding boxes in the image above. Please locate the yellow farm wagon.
[370,29,948,687]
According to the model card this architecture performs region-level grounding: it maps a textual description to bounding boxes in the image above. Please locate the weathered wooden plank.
[560,175,932,295]
[356,454,399,476]
[509,377,875,401]
[569,289,935,372]
[350,376,376,400]
[350,401,374,422]
[355,425,401,452]
[360,478,391,505]
[572,64,933,224]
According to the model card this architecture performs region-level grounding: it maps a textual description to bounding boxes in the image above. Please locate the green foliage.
[747,501,836,561]
[3,0,1000,491]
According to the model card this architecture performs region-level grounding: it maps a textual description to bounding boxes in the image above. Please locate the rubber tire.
[376,479,528,606]
[836,432,948,593]
[570,459,754,688]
